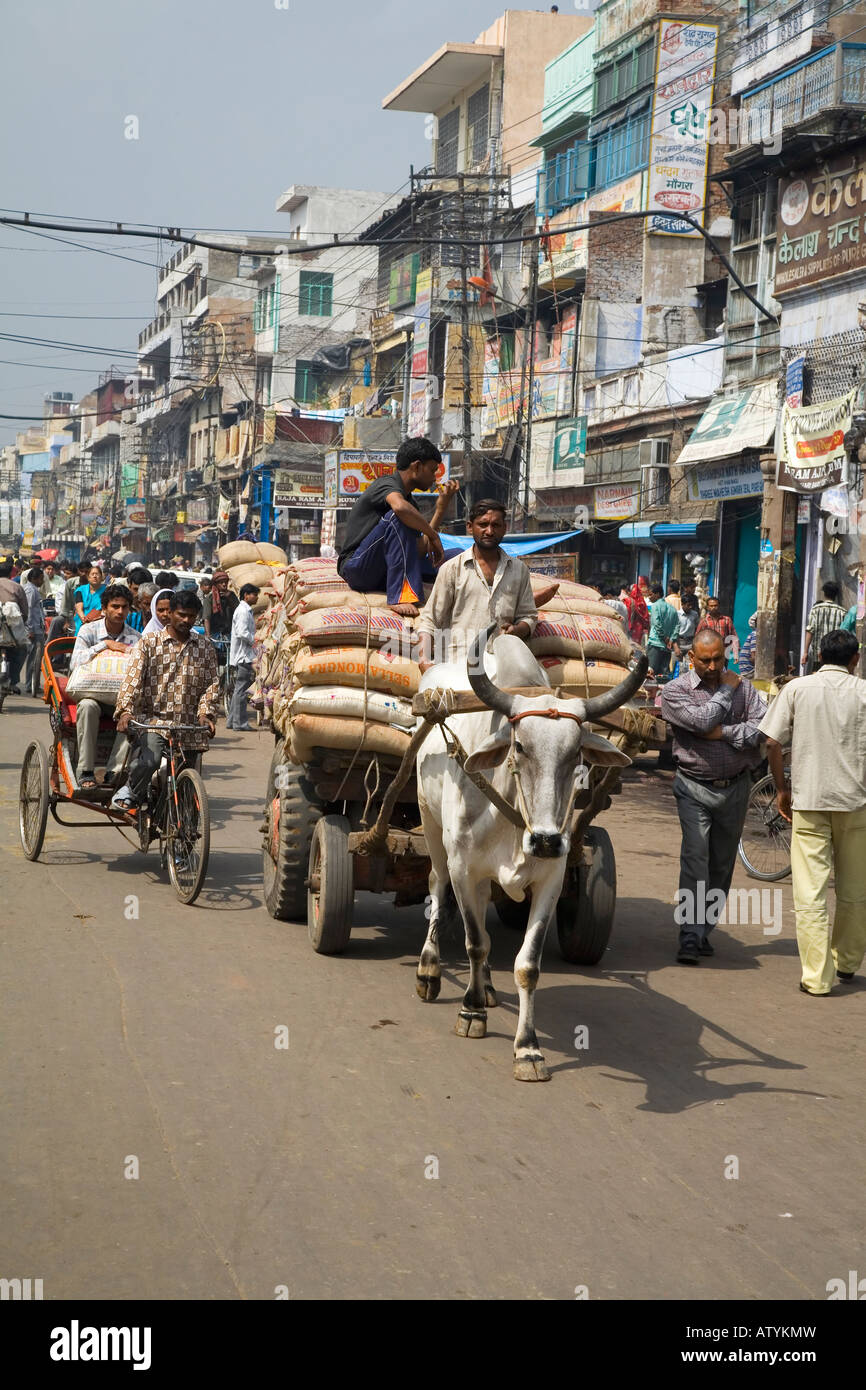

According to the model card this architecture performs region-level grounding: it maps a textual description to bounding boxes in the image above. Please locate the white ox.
[416,625,648,1082]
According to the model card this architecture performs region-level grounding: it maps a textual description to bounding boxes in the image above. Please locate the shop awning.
[651,523,705,539]
[676,381,778,466]
[438,529,583,556]
[618,522,654,542]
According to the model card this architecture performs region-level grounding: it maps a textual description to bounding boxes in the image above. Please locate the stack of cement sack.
[254,557,640,766]
[217,539,290,614]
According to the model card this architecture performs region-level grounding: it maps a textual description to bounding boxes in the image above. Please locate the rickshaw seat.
[54,676,117,734]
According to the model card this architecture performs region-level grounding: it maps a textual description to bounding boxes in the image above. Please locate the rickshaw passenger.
[111,589,219,813]
[69,584,140,791]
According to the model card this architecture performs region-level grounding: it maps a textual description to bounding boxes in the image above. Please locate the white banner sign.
[647,19,718,235]
[594,483,640,520]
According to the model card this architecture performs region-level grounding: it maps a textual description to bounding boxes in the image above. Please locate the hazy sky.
[0,0,582,446]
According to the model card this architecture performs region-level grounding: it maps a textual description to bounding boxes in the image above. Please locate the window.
[595,36,655,112]
[254,280,278,333]
[437,107,459,175]
[467,84,489,165]
[592,111,650,190]
[256,363,273,407]
[298,270,333,317]
[294,360,324,406]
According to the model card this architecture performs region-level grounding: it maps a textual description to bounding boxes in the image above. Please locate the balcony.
[138,311,171,350]
[738,44,866,149]
[536,144,591,218]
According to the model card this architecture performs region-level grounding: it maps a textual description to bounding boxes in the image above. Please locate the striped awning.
[44,532,87,542]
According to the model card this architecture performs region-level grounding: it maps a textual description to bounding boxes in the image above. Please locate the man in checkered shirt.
[111,588,219,810]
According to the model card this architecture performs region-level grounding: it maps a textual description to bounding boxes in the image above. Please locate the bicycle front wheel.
[738,774,791,881]
[168,767,210,904]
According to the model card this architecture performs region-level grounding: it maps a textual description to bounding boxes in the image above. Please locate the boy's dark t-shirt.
[338,472,420,572]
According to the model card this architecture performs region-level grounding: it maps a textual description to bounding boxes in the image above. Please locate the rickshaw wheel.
[19,740,50,861]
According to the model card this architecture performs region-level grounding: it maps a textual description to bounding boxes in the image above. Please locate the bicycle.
[209,633,234,721]
[128,719,211,904]
[738,768,792,881]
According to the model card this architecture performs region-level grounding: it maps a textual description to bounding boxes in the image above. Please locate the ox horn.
[467,623,516,718]
[579,651,649,723]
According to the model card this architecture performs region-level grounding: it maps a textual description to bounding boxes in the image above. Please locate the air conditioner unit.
[639,437,670,507]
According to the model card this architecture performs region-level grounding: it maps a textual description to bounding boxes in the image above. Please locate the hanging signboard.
[408,267,433,437]
[685,457,764,502]
[273,470,324,508]
[553,415,587,472]
[647,19,718,235]
[594,483,640,520]
[330,450,450,499]
[785,355,805,409]
[124,496,147,527]
[776,390,854,493]
[776,150,866,294]
[676,381,778,464]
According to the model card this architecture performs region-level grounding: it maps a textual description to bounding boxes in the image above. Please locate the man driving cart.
[111,588,219,813]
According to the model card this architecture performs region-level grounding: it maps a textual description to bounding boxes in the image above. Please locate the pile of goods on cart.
[248,554,664,759]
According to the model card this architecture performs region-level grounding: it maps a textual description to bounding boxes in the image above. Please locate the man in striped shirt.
[802,581,848,673]
[696,596,738,658]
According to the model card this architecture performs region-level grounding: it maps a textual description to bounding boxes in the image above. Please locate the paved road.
[1,694,862,1301]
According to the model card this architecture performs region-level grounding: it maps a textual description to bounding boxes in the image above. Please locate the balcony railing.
[537,144,591,218]
[740,43,866,140]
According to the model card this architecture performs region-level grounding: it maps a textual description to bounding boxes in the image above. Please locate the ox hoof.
[455,1009,487,1039]
[416,973,441,1002]
[513,1055,551,1083]
[484,983,498,1008]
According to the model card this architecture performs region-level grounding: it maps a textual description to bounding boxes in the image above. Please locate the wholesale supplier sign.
[647,19,718,235]
[776,391,854,494]
[273,470,325,508]
[776,150,866,294]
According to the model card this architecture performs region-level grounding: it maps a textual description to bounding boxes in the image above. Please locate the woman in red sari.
[621,577,650,644]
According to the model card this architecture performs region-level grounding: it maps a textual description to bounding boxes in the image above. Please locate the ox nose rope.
[506,707,586,840]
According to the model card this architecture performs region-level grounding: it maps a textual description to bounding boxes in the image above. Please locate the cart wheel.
[307,814,353,954]
[167,768,210,905]
[19,740,50,861]
[262,745,322,921]
[557,825,617,966]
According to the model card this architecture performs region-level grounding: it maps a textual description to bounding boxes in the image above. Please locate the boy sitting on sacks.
[416,499,554,671]
[337,437,460,617]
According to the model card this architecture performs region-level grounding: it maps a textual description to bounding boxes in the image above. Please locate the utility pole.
[458,174,473,482]
[520,237,540,529]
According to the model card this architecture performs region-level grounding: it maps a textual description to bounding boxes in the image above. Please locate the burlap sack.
[293,606,410,648]
[218,540,260,569]
[529,615,632,662]
[287,713,412,765]
[290,590,390,614]
[255,542,288,567]
[227,562,275,592]
[292,646,420,696]
[538,600,625,624]
[530,577,602,604]
[288,685,416,728]
[536,656,630,696]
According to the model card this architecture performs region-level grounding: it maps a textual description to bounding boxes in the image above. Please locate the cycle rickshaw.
[18,636,211,904]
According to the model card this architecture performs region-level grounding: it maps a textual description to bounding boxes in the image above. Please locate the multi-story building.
[697,0,866,675]
[136,235,283,561]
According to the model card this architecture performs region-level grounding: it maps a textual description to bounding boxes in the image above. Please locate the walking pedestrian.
[672,594,700,673]
[660,630,767,964]
[665,578,682,612]
[801,581,848,673]
[738,613,758,678]
[0,555,29,693]
[21,566,46,697]
[646,584,679,678]
[696,595,738,655]
[226,584,259,730]
[759,629,866,995]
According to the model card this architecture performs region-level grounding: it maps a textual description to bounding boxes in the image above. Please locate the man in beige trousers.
[759,628,866,995]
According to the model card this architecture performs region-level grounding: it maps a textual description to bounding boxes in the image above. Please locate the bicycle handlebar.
[128,719,211,734]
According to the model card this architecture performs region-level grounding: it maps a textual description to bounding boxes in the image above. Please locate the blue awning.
[651,523,704,539]
[438,529,583,557]
[618,522,653,542]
